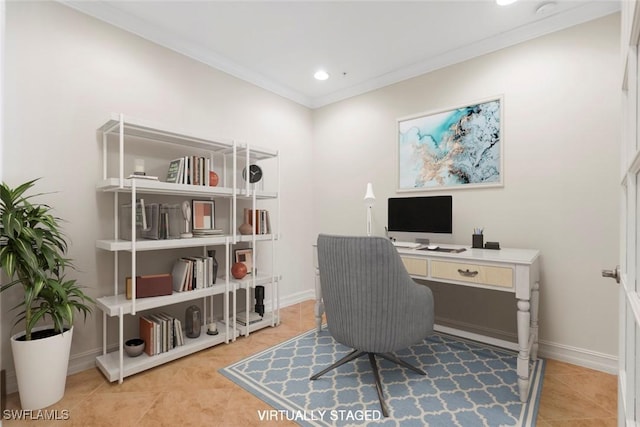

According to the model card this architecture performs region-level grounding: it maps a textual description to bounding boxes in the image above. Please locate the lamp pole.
[364,183,375,236]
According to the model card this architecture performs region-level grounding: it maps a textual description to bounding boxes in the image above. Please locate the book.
[248,209,271,235]
[125,273,172,299]
[171,259,191,292]
[127,174,159,181]
[150,316,162,354]
[236,311,263,326]
[133,198,147,230]
[174,318,184,346]
[139,316,155,356]
[166,158,184,183]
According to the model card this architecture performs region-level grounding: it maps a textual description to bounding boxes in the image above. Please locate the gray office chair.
[311,234,434,417]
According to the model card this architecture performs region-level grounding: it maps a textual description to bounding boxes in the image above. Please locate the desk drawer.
[401,256,428,277]
[431,260,513,288]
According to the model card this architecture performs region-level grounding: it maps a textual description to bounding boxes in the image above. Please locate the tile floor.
[3,300,617,426]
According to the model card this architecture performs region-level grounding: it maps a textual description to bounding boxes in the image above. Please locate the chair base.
[309,349,426,417]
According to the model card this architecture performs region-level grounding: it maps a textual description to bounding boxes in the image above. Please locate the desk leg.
[530,281,540,360]
[314,271,323,332]
[517,298,531,402]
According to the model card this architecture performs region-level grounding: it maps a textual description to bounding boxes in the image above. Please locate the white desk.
[313,244,540,402]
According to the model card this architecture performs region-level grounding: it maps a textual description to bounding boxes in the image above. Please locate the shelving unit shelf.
[96,321,230,382]
[96,234,277,252]
[96,178,277,199]
[95,113,281,383]
[96,285,227,316]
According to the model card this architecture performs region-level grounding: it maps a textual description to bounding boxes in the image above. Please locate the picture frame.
[397,96,503,191]
[191,200,215,230]
[234,248,253,274]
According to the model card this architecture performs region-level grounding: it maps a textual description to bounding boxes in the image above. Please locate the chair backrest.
[317,234,434,353]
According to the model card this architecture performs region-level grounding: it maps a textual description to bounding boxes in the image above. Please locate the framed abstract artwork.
[191,200,215,230]
[397,97,503,191]
[234,248,253,274]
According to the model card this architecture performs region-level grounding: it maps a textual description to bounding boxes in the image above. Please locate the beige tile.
[545,419,617,427]
[553,371,617,414]
[544,359,602,376]
[538,374,614,420]
[50,391,158,427]
[137,388,232,427]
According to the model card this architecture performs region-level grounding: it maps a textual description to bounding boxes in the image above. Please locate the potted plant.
[0,179,94,410]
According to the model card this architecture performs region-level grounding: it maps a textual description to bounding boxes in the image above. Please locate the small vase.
[185,305,201,338]
[232,262,247,279]
[208,250,219,284]
[239,208,253,235]
[209,171,219,187]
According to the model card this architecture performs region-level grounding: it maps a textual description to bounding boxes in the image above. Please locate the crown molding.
[59,1,619,110]
[310,1,621,108]
[59,0,313,107]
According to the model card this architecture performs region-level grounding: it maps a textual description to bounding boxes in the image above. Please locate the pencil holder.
[472,234,484,249]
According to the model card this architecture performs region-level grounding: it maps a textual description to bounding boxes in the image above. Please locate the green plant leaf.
[0,179,94,339]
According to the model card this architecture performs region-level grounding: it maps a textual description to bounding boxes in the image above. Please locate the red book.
[139,316,155,356]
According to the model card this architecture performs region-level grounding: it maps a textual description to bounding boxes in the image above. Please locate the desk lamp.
[364,183,375,236]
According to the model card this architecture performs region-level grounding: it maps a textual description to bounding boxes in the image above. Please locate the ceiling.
[61,1,620,108]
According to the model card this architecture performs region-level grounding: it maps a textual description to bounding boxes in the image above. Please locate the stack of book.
[166,156,213,186]
[248,209,271,234]
[139,312,184,356]
[236,311,263,326]
[120,202,182,241]
[171,256,217,292]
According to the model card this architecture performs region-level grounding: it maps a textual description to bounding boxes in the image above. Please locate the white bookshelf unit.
[95,113,280,383]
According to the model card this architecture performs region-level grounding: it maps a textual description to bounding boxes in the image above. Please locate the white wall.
[1,1,315,387]
[313,14,621,369]
[0,1,621,389]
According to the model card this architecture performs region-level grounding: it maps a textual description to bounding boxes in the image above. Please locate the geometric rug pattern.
[221,328,545,426]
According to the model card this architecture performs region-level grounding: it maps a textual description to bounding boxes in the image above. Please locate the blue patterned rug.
[220,328,544,426]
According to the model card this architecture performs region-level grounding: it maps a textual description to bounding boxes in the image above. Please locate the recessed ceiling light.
[314,70,330,81]
[496,0,518,5]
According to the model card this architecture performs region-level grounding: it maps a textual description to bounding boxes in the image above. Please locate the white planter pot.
[10,326,73,410]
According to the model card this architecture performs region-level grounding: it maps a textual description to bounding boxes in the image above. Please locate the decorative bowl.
[124,338,145,357]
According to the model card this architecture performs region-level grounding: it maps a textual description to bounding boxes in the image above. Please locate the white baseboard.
[538,339,618,374]
[435,316,619,375]
[279,289,315,308]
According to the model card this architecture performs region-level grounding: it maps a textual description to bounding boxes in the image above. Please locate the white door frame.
[618,2,640,426]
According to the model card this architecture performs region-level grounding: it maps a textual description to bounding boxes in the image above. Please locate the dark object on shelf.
[124,338,145,357]
[484,241,501,250]
[255,285,265,317]
[418,246,466,253]
[125,274,173,299]
[472,234,484,249]
[208,250,219,284]
[185,305,202,338]
[242,164,263,183]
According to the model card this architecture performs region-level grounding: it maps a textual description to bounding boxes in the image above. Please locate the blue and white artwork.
[398,98,502,190]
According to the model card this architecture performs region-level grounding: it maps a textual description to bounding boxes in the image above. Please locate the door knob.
[601,265,620,284]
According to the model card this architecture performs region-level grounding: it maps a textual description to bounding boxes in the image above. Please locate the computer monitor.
[387,196,452,241]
